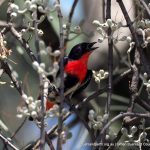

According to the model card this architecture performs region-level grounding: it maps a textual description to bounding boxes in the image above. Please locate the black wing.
[64,73,79,94]
[72,70,92,96]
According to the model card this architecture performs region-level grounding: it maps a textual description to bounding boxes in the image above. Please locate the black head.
[68,42,98,60]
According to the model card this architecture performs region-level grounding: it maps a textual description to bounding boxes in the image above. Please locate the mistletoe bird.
[46,42,98,110]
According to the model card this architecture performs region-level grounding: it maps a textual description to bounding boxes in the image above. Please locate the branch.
[65,98,95,142]
[32,9,46,149]
[10,25,37,62]
[139,0,150,18]
[100,112,150,142]
[64,0,79,44]
[0,133,19,150]
[1,60,23,96]
[55,1,65,150]
[117,0,150,77]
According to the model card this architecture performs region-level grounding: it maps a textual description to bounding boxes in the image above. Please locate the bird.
[45,42,98,110]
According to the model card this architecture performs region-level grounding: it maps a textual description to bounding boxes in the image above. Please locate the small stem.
[0,133,19,150]
[55,1,65,150]
[64,0,79,45]
[139,0,150,18]
[10,25,37,62]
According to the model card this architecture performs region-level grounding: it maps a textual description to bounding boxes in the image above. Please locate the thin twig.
[64,0,79,44]
[0,133,19,150]
[33,11,41,63]
[11,117,27,139]
[117,0,150,77]
[29,112,71,149]
[55,1,65,150]
[1,60,23,96]
[65,98,95,142]
[10,25,37,62]
[32,9,46,149]
[98,0,113,147]
[106,0,113,123]
[139,0,150,18]
[77,69,132,109]
[117,0,141,113]
[100,112,150,141]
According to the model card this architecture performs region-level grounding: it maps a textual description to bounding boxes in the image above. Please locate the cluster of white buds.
[73,26,82,34]
[92,70,108,83]
[121,125,148,145]
[88,110,103,130]
[134,19,150,48]
[93,19,120,43]
[9,3,19,19]
[25,0,44,11]
[17,94,41,119]
[9,0,50,22]
[136,19,150,29]
[121,126,138,139]
[32,61,46,75]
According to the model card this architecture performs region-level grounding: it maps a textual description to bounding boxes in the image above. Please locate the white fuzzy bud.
[10,3,19,12]
[89,109,95,115]
[38,67,44,74]
[30,4,37,11]
[31,111,37,118]
[104,72,109,78]
[28,103,36,111]
[22,94,28,101]
[147,37,150,43]
[126,36,132,43]
[32,61,39,70]
[74,26,81,34]
[99,69,105,75]
[144,72,148,78]
[38,6,43,12]
[106,19,113,27]
[136,28,143,35]
[93,20,101,26]
[48,16,53,21]
[54,50,61,57]
[98,37,104,43]
[38,30,43,36]
[103,114,109,121]
[40,63,45,69]
[147,84,150,91]
[131,126,137,133]
[25,0,31,9]
[63,24,67,29]
[10,12,17,19]
[28,96,34,103]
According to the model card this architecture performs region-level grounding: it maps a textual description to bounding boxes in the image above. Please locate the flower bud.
[93,20,101,26]
[32,61,39,70]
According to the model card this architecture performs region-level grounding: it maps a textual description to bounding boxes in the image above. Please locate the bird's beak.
[87,42,98,51]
